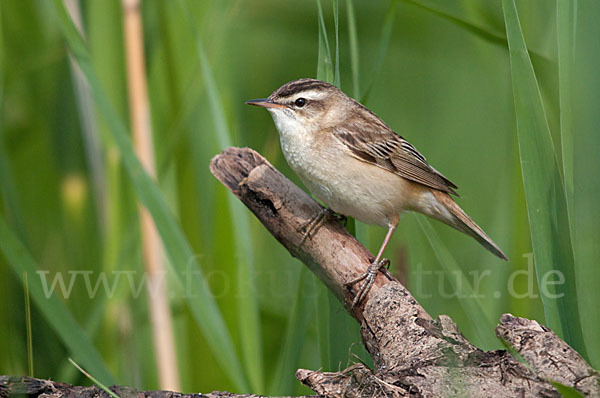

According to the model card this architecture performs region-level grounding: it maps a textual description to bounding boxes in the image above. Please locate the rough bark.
[210,147,598,397]
[3,146,596,398]
[0,376,315,398]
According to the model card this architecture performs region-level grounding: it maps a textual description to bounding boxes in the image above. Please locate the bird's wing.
[333,124,458,195]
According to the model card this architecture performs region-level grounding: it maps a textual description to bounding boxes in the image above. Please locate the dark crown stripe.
[274,79,334,99]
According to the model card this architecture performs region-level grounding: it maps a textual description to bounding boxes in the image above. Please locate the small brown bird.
[247,78,508,306]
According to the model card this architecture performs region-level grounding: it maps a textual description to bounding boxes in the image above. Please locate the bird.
[247,78,508,307]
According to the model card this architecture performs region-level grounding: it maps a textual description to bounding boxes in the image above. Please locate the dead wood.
[2,146,596,398]
[209,147,598,397]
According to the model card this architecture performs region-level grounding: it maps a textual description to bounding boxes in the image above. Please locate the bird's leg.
[298,208,346,245]
[346,221,397,308]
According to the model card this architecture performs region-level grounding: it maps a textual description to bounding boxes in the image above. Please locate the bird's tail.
[431,190,508,261]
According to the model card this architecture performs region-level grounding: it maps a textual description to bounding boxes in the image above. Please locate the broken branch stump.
[210,147,598,397]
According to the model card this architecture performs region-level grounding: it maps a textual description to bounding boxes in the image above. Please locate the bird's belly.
[282,140,415,227]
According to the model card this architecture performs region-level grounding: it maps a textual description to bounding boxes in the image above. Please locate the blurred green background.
[0,0,598,395]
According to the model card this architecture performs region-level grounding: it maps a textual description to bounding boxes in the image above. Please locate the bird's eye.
[294,98,307,107]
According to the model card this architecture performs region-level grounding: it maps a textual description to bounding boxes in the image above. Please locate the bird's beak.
[245,98,287,109]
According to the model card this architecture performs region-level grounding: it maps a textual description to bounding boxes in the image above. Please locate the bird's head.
[246,78,354,135]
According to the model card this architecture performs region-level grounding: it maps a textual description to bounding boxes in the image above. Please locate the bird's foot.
[298,208,346,245]
[346,257,390,308]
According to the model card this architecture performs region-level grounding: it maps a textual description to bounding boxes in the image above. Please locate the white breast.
[270,110,415,227]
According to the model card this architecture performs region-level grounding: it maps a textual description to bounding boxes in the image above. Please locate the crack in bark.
[2,147,596,398]
[209,147,599,397]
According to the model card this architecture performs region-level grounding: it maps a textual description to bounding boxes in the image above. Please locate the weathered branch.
[209,146,423,322]
[0,376,315,398]
[210,147,599,397]
[4,147,595,398]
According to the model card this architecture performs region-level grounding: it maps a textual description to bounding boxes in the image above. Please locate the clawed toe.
[298,208,344,245]
[346,258,389,308]
[298,209,327,244]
